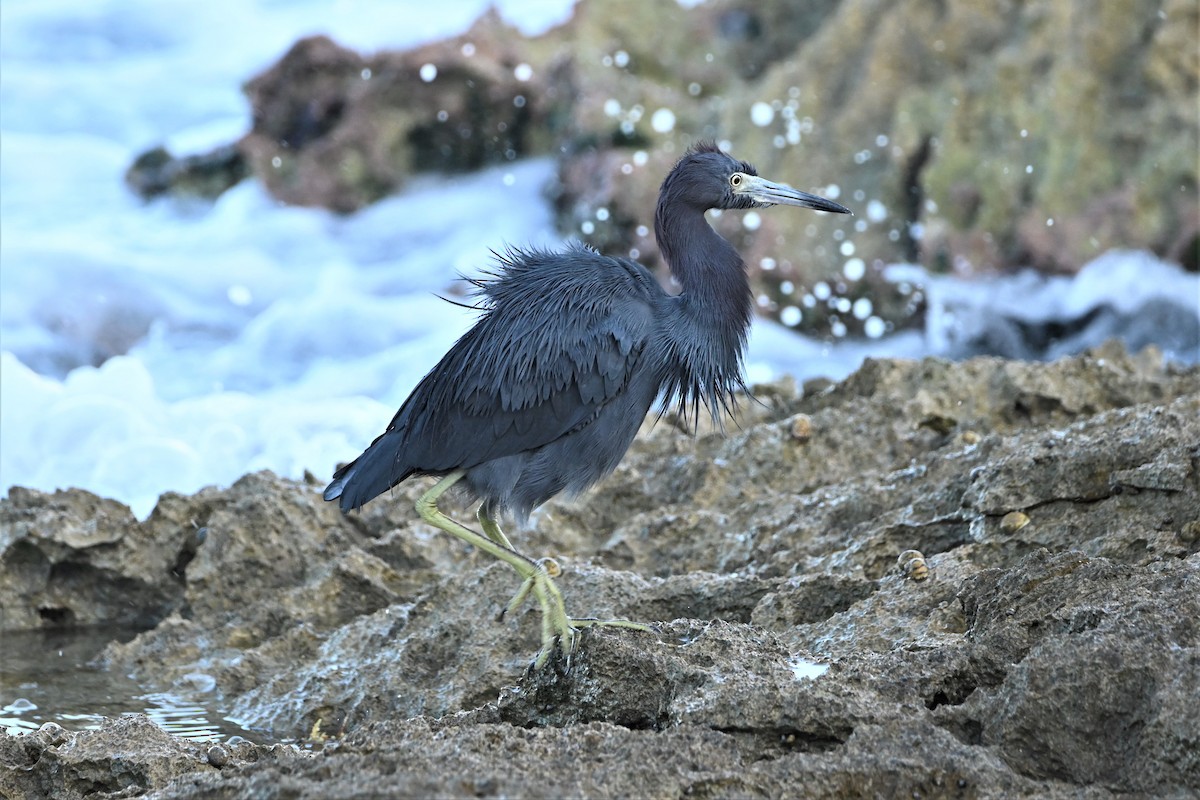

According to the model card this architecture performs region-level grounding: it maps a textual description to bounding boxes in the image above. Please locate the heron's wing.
[331,247,659,507]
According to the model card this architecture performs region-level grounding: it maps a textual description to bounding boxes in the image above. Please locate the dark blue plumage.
[326,242,660,518]
[323,141,849,667]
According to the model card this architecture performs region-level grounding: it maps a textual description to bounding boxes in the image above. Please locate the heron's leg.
[416,471,576,667]
[476,502,514,549]
[477,502,656,637]
[478,502,548,619]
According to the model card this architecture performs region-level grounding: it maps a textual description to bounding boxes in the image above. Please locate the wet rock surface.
[2,342,1199,798]
[0,716,309,800]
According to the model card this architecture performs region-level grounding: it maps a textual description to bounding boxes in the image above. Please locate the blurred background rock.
[129,0,1200,343]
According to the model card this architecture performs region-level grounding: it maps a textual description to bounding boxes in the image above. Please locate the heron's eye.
[730,174,743,188]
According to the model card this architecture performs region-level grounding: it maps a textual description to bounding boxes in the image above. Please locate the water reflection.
[0,626,263,743]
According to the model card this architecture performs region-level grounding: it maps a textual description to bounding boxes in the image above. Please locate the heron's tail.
[321,466,354,504]
[323,430,409,512]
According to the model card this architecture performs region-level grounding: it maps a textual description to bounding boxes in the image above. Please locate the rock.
[902,250,1200,364]
[0,488,190,630]
[0,714,308,800]
[560,0,1199,332]
[124,144,248,201]
[945,551,1200,792]
[2,344,1198,796]
[237,12,563,212]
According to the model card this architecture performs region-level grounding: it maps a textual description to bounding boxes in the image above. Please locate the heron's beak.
[737,175,852,214]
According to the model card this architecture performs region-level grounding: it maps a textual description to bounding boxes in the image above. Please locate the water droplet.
[750,102,775,127]
[5,698,37,712]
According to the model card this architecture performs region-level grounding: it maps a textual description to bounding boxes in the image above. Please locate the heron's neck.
[655,207,753,335]
[653,205,753,420]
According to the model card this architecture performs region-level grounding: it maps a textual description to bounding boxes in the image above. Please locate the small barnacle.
[1000,511,1030,533]
[789,413,813,443]
[898,549,930,582]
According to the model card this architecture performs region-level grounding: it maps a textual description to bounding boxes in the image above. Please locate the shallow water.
[0,626,265,743]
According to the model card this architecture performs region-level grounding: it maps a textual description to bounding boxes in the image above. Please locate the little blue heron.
[325,141,850,666]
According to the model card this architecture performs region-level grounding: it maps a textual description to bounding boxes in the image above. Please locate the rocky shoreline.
[2,342,1198,797]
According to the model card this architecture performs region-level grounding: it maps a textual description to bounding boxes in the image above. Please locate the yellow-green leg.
[417,471,650,668]
[477,503,649,633]
[477,503,514,549]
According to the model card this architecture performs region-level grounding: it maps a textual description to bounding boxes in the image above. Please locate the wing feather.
[327,245,660,509]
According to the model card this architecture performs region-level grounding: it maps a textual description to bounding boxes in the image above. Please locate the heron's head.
[664,141,851,215]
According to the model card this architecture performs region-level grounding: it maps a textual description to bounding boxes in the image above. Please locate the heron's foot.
[498,557,562,623]
[499,557,654,670]
[511,558,578,670]
[530,615,656,671]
